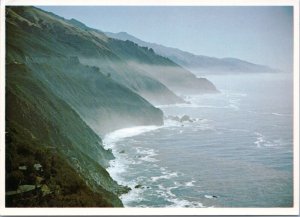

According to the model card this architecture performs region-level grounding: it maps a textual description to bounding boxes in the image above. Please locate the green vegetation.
[105,32,219,94]
[6,126,122,207]
[6,6,186,105]
[6,63,126,206]
[6,6,165,207]
[6,5,212,207]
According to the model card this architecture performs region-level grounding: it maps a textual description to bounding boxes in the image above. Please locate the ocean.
[103,73,293,207]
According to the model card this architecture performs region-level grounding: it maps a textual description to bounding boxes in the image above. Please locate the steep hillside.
[6,6,163,134]
[30,7,217,98]
[7,6,183,105]
[5,6,218,207]
[6,63,126,207]
[104,37,218,95]
[5,6,168,207]
[106,31,278,75]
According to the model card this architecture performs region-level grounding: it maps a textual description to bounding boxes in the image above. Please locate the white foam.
[102,125,162,187]
[135,147,159,162]
[156,184,204,208]
[136,147,157,156]
[168,197,204,208]
[247,110,292,117]
[106,160,128,185]
[205,195,218,199]
[271,112,292,117]
[103,125,161,148]
[185,180,196,187]
[139,156,159,162]
[193,119,216,131]
[158,185,177,197]
[101,113,208,208]
[120,183,146,207]
[151,172,179,182]
[254,132,264,148]
[254,132,284,148]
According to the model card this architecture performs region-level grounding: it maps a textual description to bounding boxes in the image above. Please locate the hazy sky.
[39,6,293,72]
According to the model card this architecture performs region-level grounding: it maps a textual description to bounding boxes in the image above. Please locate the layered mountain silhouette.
[106,31,279,75]
[5,6,219,207]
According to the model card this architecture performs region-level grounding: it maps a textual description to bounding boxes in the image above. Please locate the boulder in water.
[180,115,193,123]
[134,184,142,189]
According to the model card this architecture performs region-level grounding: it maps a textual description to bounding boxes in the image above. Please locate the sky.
[39,6,293,72]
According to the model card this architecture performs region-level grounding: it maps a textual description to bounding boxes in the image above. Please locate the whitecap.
[185,180,196,187]
[168,197,204,208]
[254,132,284,148]
[135,147,159,162]
[139,156,159,162]
[254,132,264,148]
[205,195,218,199]
[157,185,177,197]
[151,172,179,182]
[271,112,292,117]
[155,184,204,208]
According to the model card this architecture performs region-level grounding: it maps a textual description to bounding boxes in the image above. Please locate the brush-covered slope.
[5,6,167,207]
[6,6,163,134]
[7,6,183,105]
[6,63,126,207]
[104,37,218,95]
[106,31,278,75]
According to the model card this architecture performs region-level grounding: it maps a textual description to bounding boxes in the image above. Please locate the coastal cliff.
[5,6,218,207]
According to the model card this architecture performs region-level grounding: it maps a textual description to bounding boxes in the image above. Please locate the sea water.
[103,73,293,207]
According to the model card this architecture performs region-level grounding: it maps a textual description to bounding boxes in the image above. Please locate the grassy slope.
[5,6,165,207]
[5,6,197,207]
[6,63,125,207]
[6,6,164,133]
[9,6,183,105]
[28,59,164,134]
[106,35,219,94]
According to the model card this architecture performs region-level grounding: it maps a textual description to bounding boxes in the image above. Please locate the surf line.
[102,125,161,181]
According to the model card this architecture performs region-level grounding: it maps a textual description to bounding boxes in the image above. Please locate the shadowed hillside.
[5,6,218,207]
[6,63,126,207]
[5,6,166,207]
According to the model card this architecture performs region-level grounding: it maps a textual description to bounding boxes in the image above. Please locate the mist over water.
[103,72,293,207]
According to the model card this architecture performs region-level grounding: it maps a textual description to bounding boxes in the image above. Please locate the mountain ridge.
[105,31,279,75]
[5,6,219,207]
[6,6,166,207]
